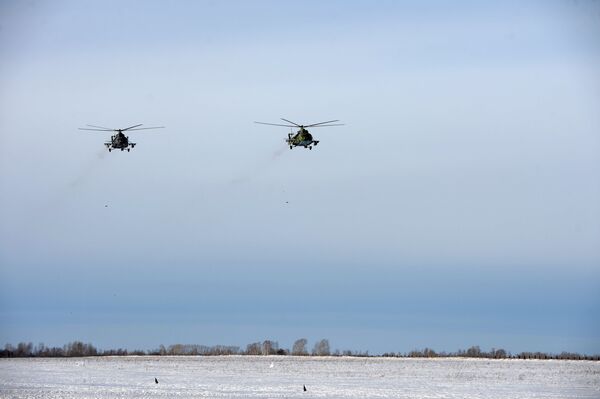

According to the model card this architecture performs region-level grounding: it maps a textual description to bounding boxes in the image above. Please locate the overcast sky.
[1,0,599,355]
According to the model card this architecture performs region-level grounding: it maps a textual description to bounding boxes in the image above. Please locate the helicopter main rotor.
[78,124,165,132]
[254,118,344,129]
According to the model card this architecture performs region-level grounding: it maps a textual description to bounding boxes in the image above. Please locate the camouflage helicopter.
[79,124,164,152]
[255,118,343,150]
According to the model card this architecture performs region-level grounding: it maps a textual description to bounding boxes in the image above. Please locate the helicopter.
[254,118,343,150]
[78,124,165,152]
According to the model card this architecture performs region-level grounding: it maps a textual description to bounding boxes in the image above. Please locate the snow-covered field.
[1,356,599,398]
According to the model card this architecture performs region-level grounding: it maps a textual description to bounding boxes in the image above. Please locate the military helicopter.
[254,118,343,150]
[78,124,164,152]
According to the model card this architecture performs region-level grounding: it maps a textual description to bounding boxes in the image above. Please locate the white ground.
[1,356,599,398]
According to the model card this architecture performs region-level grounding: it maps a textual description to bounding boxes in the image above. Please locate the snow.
[1,356,599,398]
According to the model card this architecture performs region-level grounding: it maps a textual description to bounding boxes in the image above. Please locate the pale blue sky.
[1,1,599,354]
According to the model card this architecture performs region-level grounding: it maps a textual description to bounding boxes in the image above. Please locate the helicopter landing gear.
[108,148,112,152]
[289,146,293,150]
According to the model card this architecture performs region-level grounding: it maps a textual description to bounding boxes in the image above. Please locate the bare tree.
[292,338,308,356]
[466,346,481,358]
[64,341,97,357]
[262,340,279,355]
[168,344,184,355]
[423,348,437,358]
[16,342,33,357]
[312,339,330,356]
[246,342,262,355]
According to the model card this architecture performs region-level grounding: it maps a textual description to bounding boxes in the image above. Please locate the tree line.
[385,345,600,361]
[1,340,598,360]
[0,339,330,358]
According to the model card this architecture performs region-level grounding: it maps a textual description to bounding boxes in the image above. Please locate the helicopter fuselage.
[105,131,136,152]
[286,128,319,150]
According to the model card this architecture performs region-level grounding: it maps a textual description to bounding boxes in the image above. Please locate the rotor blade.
[254,121,297,127]
[280,118,302,127]
[308,123,344,127]
[121,124,144,131]
[126,126,165,131]
[86,124,113,130]
[305,120,340,127]
[79,128,114,131]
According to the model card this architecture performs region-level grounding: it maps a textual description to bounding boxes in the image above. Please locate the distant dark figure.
[155,378,158,384]
[303,385,307,392]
